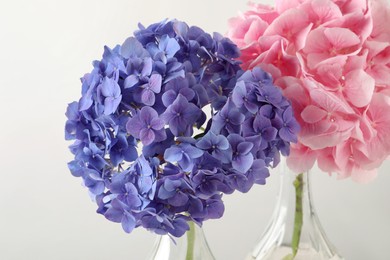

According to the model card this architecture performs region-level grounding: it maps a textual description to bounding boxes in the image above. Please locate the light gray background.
[1,0,389,259]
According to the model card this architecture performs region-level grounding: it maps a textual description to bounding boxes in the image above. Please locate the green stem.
[282,173,304,260]
[291,173,304,257]
[186,221,196,260]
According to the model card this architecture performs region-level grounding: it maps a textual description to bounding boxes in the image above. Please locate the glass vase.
[147,221,215,260]
[247,159,344,260]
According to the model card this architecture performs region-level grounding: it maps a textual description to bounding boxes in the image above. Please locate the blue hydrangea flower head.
[65,19,299,237]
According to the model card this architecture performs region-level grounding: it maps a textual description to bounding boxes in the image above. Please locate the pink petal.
[291,23,313,52]
[258,34,286,50]
[366,137,390,167]
[228,17,253,48]
[277,77,309,110]
[350,168,377,183]
[339,12,373,43]
[304,27,331,54]
[353,143,383,170]
[304,0,342,25]
[295,52,311,76]
[310,84,354,113]
[334,140,352,169]
[323,27,360,51]
[344,50,367,72]
[264,9,310,49]
[274,0,303,13]
[365,40,390,60]
[301,105,327,123]
[317,147,339,173]
[244,18,269,45]
[344,69,375,107]
[254,40,300,77]
[303,116,334,135]
[315,56,346,86]
[286,143,317,173]
[337,117,357,132]
[336,170,351,180]
[372,45,390,65]
[355,116,375,142]
[306,53,333,70]
[239,42,263,70]
[279,50,301,77]
[336,0,367,14]
[366,93,390,123]
[246,3,279,24]
[368,65,390,86]
[365,93,390,159]
[301,128,351,150]
[368,0,390,41]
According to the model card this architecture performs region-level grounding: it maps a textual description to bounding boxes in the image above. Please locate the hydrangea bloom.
[65,19,298,237]
[229,0,390,182]
[206,68,300,193]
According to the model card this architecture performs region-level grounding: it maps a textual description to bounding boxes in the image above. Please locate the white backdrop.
[1,0,389,259]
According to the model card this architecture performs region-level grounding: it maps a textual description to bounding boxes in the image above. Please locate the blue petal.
[79,89,93,111]
[168,192,188,207]
[216,135,230,150]
[104,96,122,115]
[183,144,204,159]
[67,160,84,177]
[196,136,212,150]
[141,89,155,106]
[65,102,79,120]
[124,75,139,89]
[169,218,190,238]
[205,199,224,219]
[165,37,180,58]
[237,142,254,155]
[146,42,160,58]
[123,146,138,162]
[105,206,123,223]
[231,81,246,107]
[110,150,124,167]
[141,57,153,77]
[262,127,278,141]
[121,213,136,233]
[232,154,254,173]
[279,127,297,143]
[121,37,148,58]
[157,186,175,200]
[164,179,182,192]
[162,90,176,107]
[179,153,193,172]
[164,146,184,163]
[148,74,162,93]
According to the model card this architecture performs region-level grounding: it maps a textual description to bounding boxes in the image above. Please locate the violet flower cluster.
[206,67,300,194]
[65,19,299,237]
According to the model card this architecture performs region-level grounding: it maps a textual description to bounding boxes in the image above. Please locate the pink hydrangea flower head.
[229,0,390,182]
